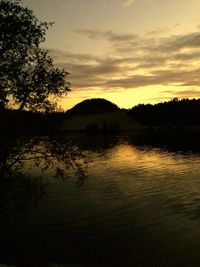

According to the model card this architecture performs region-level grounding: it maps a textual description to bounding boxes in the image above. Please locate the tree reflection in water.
[0,136,88,222]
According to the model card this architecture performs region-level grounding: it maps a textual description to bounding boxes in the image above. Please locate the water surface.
[1,133,200,266]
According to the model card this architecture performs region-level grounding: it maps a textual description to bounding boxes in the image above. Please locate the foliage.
[0,0,70,111]
[0,108,66,135]
[85,120,120,133]
[0,137,88,181]
[0,136,88,220]
[129,98,200,126]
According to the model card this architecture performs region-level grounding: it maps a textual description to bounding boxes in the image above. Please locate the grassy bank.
[61,111,145,132]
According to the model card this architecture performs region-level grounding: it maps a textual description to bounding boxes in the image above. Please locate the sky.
[21,0,200,110]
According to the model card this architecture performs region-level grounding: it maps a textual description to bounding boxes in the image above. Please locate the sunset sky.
[21,0,200,110]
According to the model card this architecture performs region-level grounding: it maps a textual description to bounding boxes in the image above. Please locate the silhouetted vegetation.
[66,98,120,115]
[129,98,200,126]
[0,136,88,222]
[85,122,100,132]
[1,0,70,112]
[0,109,66,136]
[85,120,120,133]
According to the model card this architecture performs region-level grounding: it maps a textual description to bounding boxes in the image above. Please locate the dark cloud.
[173,51,200,61]
[75,29,138,43]
[156,32,200,52]
[48,48,99,63]
[50,29,200,95]
[105,69,200,89]
[145,24,180,36]
[59,62,123,80]
[75,28,200,54]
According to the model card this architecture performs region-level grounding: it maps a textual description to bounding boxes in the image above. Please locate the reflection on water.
[0,133,200,266]
[0,137,87,223]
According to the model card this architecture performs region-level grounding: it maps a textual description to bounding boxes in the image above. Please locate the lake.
[0,132,200,266]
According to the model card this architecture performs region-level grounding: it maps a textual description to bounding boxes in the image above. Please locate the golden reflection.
[106,144,187,171]
[89,143,200,199]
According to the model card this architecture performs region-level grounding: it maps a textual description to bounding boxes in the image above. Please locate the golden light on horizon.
[60,84,200,111]
[22,0,200,110]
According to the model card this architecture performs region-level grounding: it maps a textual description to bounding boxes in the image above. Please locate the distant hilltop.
[1,97,200,135]
[66,98,120,115]
[62,97,200,132]
[63,98,142,132]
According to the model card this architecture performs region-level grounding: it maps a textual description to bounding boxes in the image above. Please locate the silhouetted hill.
[66,98,120,115]
[129,98,200,126]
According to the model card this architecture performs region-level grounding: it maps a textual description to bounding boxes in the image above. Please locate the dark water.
[1,133,200,267]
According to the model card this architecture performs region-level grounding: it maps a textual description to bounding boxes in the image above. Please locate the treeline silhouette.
[1,98,200,136]
[0,109,66,136]
[66,98,120,115]
[129,98,200,126]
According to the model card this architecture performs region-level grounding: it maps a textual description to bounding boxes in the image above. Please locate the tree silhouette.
[0,0,70,112]
[129,98,200,126]
[0,136,88,221]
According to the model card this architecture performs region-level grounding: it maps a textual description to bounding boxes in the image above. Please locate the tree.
[0,0,70,112]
